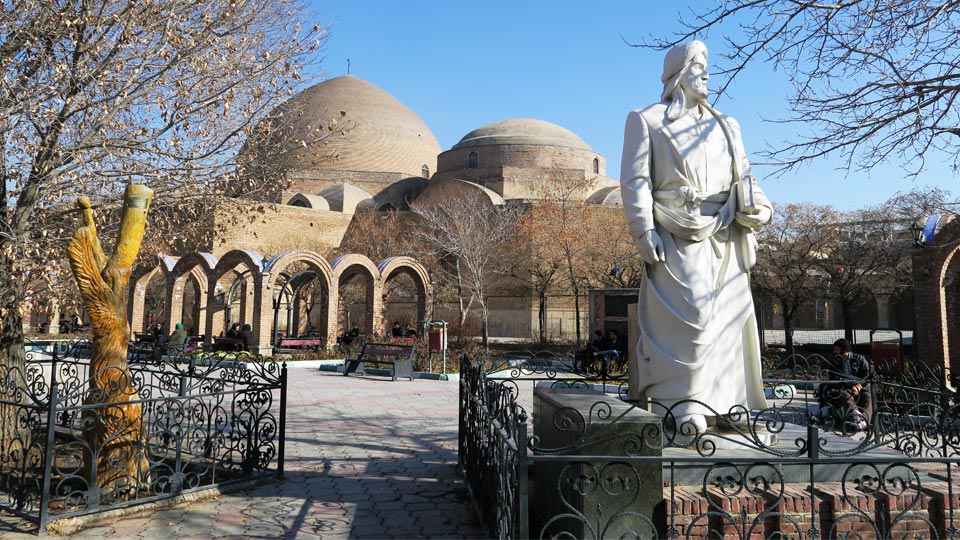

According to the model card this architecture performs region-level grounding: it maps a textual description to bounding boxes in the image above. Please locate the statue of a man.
[620,41,772,433]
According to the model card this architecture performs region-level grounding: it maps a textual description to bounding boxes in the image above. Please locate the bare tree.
[509,205,563,345]
[0,1,330,377]
[816,209,908,341]
[527,171,604,347]
[752,203,838,354]
[637,1,960,175]
[410,191,517,349]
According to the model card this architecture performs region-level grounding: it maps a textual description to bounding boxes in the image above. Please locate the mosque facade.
[202,75,624,345]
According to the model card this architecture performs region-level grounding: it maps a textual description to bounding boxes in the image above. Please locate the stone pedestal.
[533,385,662,538]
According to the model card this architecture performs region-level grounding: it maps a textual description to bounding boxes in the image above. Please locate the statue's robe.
[620,102,770,418]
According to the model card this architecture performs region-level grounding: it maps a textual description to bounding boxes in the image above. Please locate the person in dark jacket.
[226,322,241,338]
[150,323,164,343]
[821,338,873,430]
[239,323,254,351]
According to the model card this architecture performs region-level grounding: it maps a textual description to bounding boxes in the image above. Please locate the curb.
[317,363,458,381]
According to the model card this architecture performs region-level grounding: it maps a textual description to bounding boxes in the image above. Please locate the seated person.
[239,323,254,352]
[596,330,624,370]
[820,338,873,430]
[150,323,164,343]
[404,323,418,338]
[391,321,403,338]
[226,322,241,338]
[589,330,605,351]
[167,323,188,352]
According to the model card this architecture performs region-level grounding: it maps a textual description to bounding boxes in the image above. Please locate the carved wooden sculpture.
[67,185,153,493]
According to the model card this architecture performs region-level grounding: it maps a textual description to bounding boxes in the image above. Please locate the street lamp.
[910,221,925,248]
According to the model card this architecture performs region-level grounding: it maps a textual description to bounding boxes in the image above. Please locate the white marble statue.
[620,41,772,433]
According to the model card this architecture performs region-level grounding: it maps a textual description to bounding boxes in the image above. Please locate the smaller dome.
[452,119,592,151]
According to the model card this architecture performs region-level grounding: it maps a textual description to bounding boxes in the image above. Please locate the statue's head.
[661,41,709,120]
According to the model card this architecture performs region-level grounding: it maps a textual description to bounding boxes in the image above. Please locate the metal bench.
[341,342,415,381]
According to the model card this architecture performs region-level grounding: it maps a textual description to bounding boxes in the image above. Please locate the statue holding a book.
[620,40,772,434]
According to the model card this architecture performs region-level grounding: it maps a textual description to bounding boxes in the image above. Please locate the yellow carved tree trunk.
[67,185,153,494]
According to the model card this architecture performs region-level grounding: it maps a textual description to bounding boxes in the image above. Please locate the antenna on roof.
[347,58,351,75]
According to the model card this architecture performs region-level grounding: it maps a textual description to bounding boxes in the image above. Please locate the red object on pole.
[428,325,447,351]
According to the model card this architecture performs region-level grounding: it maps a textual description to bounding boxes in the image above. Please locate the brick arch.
[911,215,960,385]
[211,249,265,280]
[265,250,338,348]
[129,260,172,334]
[170,252,217,280]
[164,253,215,338]
[331,254,383,336]
[207,250,268,350]
[266,250,334,290]
[378,256,432,326]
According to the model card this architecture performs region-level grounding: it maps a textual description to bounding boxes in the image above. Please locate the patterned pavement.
[0,367,483,539]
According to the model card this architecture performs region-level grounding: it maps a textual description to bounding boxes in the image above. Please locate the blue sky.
[305,1,956,210]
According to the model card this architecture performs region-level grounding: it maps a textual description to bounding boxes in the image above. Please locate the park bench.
[279,337,324,351]
[341,342,415,381]
[213,336,245,352]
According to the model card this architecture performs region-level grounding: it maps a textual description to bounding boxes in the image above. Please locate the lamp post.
[910,221,925,248]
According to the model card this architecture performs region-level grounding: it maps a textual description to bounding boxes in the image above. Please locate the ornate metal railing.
[459,352,960,539]
[0,338,287,531]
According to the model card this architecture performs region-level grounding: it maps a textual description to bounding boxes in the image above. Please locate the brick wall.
[911,215,960,385]
[211,200,353,257]
[438,143,604,175]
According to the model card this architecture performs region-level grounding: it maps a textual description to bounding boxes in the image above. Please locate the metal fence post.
[278,362,287,477]
[517,421,529,540]
[38,352,60,533]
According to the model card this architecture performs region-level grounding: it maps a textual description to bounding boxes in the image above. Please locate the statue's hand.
[637,229,665,264]
[735,206,771,231]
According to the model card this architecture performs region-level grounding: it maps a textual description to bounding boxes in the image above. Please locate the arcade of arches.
[128,249,431,355]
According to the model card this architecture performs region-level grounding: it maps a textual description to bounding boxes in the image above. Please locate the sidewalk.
[0,368,483,539]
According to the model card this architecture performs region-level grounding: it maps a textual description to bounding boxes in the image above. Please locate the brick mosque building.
[93,75,623,354]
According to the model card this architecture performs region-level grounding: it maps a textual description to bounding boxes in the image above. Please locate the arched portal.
[167,253,215,338]
[265,250,337,348]
[129,255,175,334]
[332,254,382,337]
[208,250,267,350]
[379,257,432,333]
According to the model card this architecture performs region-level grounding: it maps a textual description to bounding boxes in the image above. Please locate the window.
[421,165,430,178]
[468,151,479,169]
[592,157,599,174]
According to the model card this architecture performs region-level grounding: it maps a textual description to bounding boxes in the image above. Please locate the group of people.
[390,321,418,339]
[576,329,627,375]
[145,321,255,353]
[148,322,191,352]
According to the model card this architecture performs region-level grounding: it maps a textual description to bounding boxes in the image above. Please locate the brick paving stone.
[0,367,483,539]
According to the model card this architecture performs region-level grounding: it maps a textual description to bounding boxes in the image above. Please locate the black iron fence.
[459,352,960,539]
[0,338,286,531]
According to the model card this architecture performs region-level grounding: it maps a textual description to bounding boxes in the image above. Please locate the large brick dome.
[243,75,441,178]
[452,118,592,151]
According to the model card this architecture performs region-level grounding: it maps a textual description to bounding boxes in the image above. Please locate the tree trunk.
[565,255,583,347]
[783,313,795,358]
[840,298,854,342]
[454,260,466,344]
[480,302,490,351]
[0,256,28,456]
[572,290,582,347]
[538,291,547,345]
[67,185,153,495]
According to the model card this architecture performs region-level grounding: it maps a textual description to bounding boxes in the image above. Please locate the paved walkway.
[0,367,484,539]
